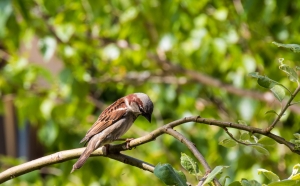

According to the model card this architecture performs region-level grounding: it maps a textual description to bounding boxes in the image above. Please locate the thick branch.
[0,148,154,184]
[266,85,300,132]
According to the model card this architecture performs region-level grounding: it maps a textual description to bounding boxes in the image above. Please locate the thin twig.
[164,128,221,186]
[266,85,300,132]
[223,127,256,146]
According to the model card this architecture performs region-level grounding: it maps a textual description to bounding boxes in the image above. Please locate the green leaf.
[248,72,290,95]
[257,76,277,89]
[272,42,300,53]
[219,139,237,148]
[219,176,230,186]
[154,163,187,186]
[268,179,298,186]
[252,145,269,155]
[238,120,248,125]
[38,37,57,61]
[290,174,300,181]
[257,137,276,146]
[241,179,262,186]
[180,153,201,176]
[228,181,242,186]
[240,132,250,141]
[270,85,285,102]
[293,134,300,140]
[265,110,279,116]
[257,169,280,182]
[202,166,229,185]
[278,63,298,83]
[289,164,300,179]
[0,0,13,37]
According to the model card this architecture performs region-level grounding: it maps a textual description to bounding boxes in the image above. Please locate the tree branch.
[0,148,154,184]
[223,127,256,146]
[164,128,221,186]
[265,85,300,132]
[1,116,298,184]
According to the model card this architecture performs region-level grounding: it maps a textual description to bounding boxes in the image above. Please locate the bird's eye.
[139,105,144,113]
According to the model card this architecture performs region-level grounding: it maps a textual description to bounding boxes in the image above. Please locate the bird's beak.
[143,113,152,123]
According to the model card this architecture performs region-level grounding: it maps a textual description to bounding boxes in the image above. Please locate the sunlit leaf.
[289,164,300,179]
[219,175,230,186]
[265,110,279,116]
[272,42,300,53]
[270,85,285,102]
[219,139,237,148]
[252,145,269,155]
[268,179,298,186]
[293,134,300,140]
[202,166,229,185]
[240,132,250,141]
[257,168,280,182]
[257,137,276,146]
[278,63,298,83]
[180,153,201,176]
[228,181,242,186]
[241,179,261,186]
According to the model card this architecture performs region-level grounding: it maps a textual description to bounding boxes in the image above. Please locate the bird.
[71,93,154,173]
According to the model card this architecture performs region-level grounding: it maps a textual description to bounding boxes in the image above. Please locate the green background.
[1,0,300,185]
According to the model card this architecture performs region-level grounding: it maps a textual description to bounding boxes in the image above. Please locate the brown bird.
[71,93,154,173]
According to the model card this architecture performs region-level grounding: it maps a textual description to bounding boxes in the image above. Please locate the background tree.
[1,0,300,185]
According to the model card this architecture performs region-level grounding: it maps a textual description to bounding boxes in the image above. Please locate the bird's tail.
[71,143,97,173]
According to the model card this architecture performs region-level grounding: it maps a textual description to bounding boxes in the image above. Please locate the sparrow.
[71,93,154,173]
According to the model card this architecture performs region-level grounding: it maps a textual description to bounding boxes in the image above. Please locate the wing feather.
[80,99,127,144]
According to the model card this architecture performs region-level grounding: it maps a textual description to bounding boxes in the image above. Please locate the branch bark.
[1,116,298,184]
[266,85,300,132]
[164,128,221,186]
[0,148,154,184]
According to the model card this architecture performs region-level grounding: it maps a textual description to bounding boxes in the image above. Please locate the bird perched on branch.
[71,93,154,173]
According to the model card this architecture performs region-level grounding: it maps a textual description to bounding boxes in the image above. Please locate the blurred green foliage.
[1,0,300,185]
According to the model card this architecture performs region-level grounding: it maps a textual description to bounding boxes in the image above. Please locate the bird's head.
[129,93,154,122]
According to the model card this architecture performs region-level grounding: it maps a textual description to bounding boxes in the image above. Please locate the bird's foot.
[103,144,111,155]
[125,138,134,149]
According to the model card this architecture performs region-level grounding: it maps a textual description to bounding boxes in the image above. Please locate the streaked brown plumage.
[71,93,153,173]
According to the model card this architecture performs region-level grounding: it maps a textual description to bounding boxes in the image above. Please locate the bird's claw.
[103,144,111,155]
[125,138,134,149]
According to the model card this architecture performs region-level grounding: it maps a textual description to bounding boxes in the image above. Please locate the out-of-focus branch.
[90,72,188,85]
[149,52,300,114]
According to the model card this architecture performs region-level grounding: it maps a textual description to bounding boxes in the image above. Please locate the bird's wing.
[80,99,127,143]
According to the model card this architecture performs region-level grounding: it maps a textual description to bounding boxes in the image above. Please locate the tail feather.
[71,146,95,173]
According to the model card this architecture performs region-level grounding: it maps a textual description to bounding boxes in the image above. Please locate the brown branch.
[1,116,299,184]
[110,116,299,155]
[148,52,300,114]
[266,85,300,132]
[164,128,221,186]
[0,148,154,184]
